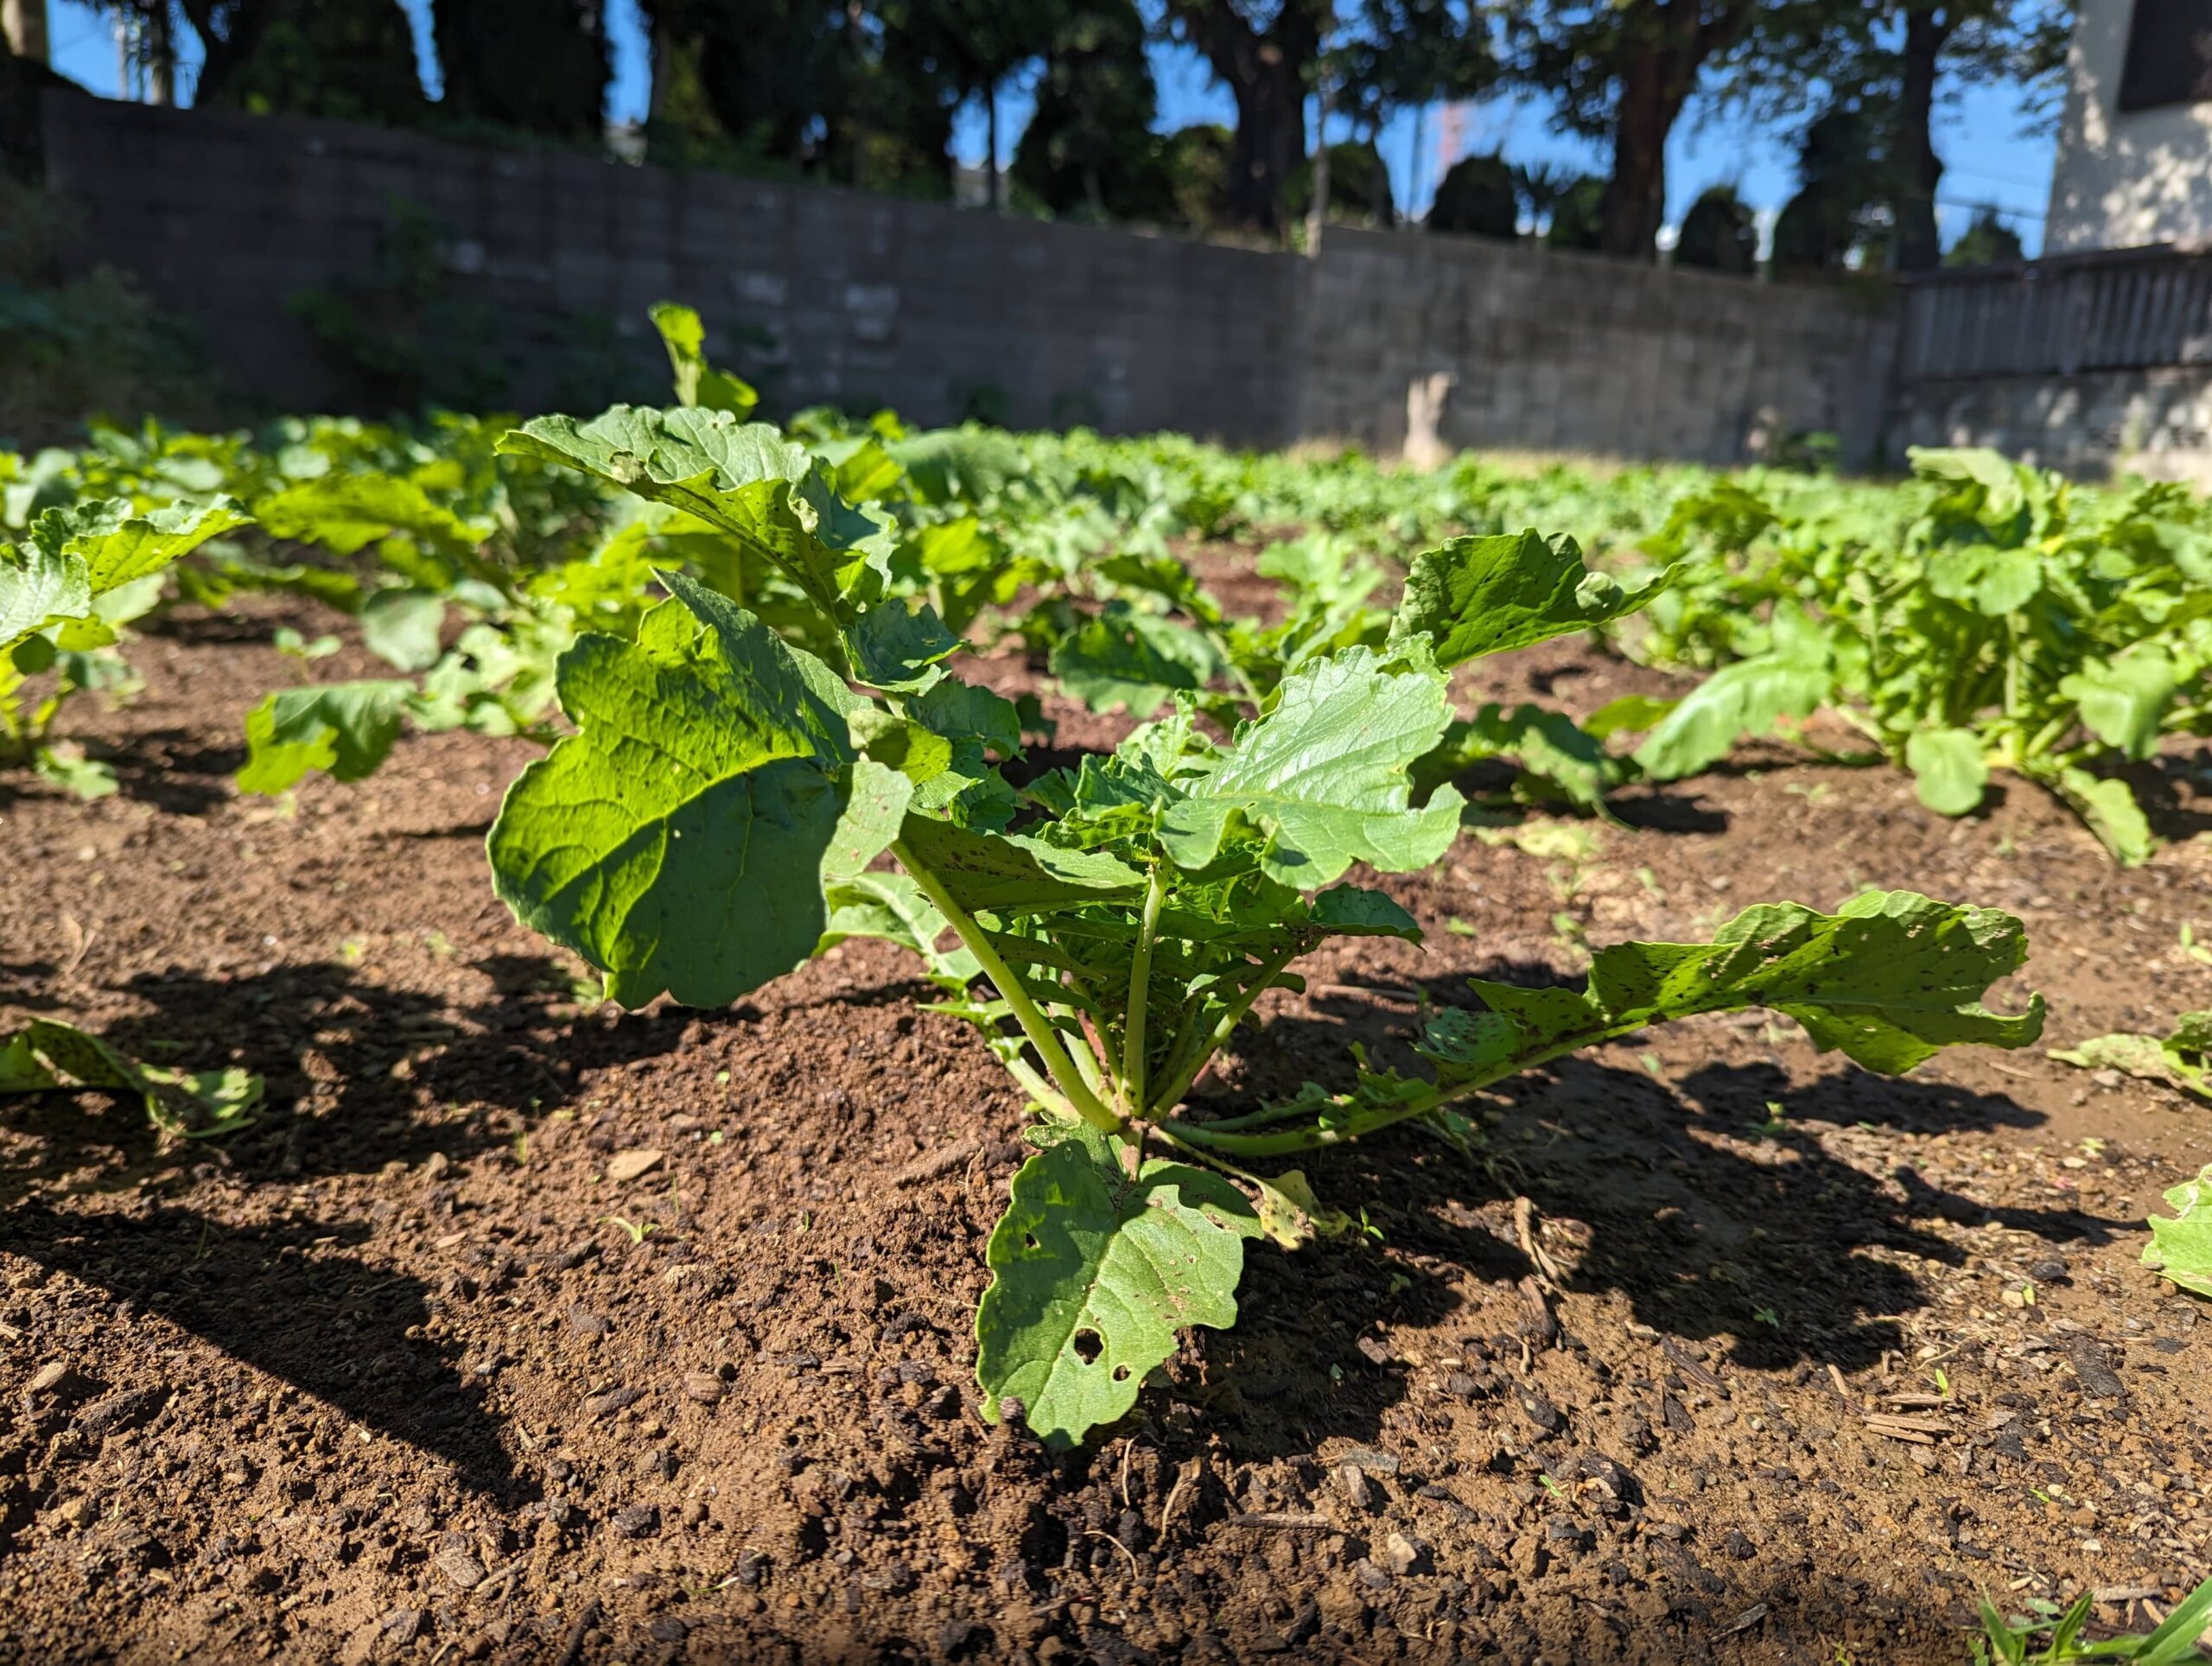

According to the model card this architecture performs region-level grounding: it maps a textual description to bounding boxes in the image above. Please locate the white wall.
[2047,0,2212,252]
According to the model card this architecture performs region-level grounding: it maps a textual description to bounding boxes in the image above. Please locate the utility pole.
[3,0,49,63]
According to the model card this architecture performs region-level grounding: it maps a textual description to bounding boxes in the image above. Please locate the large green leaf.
[894,813,1145,914]
[1156,645,1465,887]
[2060,650,2178,761]
[1632,654,1833,780]
[237,681,414,794]
[499,406,893,620]
[1455,891,2042,1078]
[2143,1164,2212,1299]
[253,475,480,561]
[849,598,960,692]
[1904,727,1989,817]
[976,1126,1261,1449]
[2053,766,2154,867]
[648,301,760,417]
[30,498,253,594]
[2053,1009,2212,1101]
[1411,703,1619,811]
[0,1017,261,1139]
[1388,530,1665,668]
[1048,604,1221,716]
[0,544,89,651]
[1585,890,2043,1071]
[360,588,448,672]
[486,588,899,1007]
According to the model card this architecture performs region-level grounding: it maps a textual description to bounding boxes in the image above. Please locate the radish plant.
[0,497,251,796]
[485,408,2048,1448]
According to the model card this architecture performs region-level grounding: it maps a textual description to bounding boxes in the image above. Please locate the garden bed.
[1,603,2209,1664]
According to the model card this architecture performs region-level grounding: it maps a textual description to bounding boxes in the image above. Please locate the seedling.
[485,404,2048,1449]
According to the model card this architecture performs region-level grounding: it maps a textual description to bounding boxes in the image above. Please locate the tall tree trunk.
[1169,0,1329,241]
[2,0,48,63]
[148,0,174,105]
[1892,5,1949,272]
[1600,50,1675,259]
[1224,48,1306,236]
[1596,0,1758,262]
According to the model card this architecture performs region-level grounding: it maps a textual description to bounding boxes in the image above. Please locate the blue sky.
[49,0,2059,252]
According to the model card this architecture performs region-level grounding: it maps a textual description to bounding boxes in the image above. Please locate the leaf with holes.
[976,1125,1261,1447]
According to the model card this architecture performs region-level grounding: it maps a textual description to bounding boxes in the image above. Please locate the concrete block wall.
[42,94,1897,465]
[1295,228,1900,465]
[1891,367,2212,486]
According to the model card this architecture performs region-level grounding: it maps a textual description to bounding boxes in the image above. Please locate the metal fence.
[1900,246,2212,381]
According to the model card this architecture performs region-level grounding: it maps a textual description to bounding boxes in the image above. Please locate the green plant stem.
[1145,944,1300,1119]
[890,838,1123,1135]
[1003,1054,1074,1120]
[1165,1020,1636,1156]
[1121,865,1166,1115]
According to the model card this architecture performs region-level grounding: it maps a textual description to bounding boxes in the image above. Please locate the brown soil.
[3,599,2211,1666]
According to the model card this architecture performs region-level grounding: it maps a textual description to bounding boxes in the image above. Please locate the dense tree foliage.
[1673,181,1758,271]
[83,0,2075,269]
[1427,153,1518,238]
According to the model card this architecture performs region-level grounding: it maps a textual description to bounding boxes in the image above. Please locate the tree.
[431,0,607,139]
[898,0,1065,209]
[1542,173,1607,249]
[1289,137,1393,226]
[1161,122,1232,232]
[1713,0,2074,272]
[1510,0,1762,261]
[1768,98,1894,276]
[1330,0,1494,138]
[1159,0,1332,237]
[1427,152,1516,238]
[641,0,961,195]
[1674,181,1757,271]
[212,0,422,122]
[1011,0,1174,222]
[1943,204,2024,265]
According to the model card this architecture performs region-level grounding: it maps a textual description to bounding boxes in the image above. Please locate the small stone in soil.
[567,1307,613,1337]
[682,1371,724,1403]
[1723,1529,1757,1560]
[605,1149,664,1183]
[640,1447,677,1480]
[1336,1464,1373,1509]
[612,1504,660,1539]
[584,1385,644,1421]
[1517,1391,1562,1434]
[382,1608,427,1644]
[648,1618,689,1642]
[435,1538,486,1590]
[1379,1531,1428,1576]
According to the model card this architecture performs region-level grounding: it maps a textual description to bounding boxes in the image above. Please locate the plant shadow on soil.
[1193,966,2134,1436]
[0,955,689,1503]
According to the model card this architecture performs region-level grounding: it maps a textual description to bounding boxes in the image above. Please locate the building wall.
[40,94,1898,467]
[2046,0,2212,254]
[1891,366,2212,486]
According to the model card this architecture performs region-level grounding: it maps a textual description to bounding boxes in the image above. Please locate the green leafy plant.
[1974,1574,2212,1663]
[0,497,251,796]
[483,413,2046,1449]
[0,1018,262,1139]
[2143,1165,2212,1300]
[2052,1012,2212,1102]
[1617,448,2212,864]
